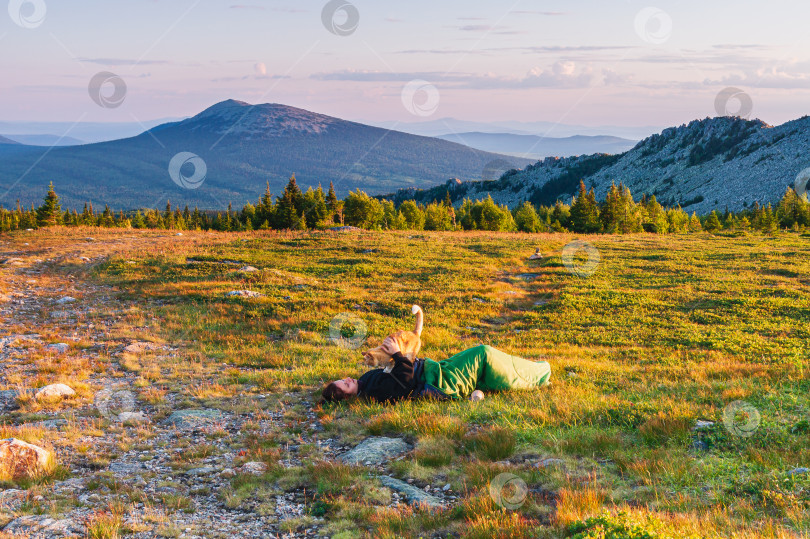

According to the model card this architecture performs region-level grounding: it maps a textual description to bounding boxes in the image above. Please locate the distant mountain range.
[389,116,810,214]
[0,119,180,144]
[0,100,531,209]
[370,117,662,141]
[1,134,85,146]
[435,132,638,160]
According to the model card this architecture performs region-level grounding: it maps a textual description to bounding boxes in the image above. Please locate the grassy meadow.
[3,227,809,538]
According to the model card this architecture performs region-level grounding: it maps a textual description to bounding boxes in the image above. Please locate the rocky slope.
[435,132,638,160]
[393,116,810,214]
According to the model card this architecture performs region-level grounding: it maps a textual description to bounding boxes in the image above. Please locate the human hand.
[381,336,401,356]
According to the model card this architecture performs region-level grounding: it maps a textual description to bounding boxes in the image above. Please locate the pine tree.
[35,182,62,227]
[704,210,722,232]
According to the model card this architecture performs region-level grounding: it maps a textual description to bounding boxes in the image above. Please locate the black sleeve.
[362,352,417,403]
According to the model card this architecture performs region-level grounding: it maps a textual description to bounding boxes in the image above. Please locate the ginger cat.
[363,305,424,372]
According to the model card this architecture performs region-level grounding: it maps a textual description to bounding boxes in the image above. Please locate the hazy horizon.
[1,0,809,133]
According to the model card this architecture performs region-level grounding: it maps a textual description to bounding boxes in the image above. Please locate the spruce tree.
[275,175,304,229]
[36,182,63,227]
[326,181,338,212]
[569,181,600,233]
[704,211,722,232]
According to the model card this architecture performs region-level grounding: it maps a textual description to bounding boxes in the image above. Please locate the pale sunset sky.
[1,0,809,128]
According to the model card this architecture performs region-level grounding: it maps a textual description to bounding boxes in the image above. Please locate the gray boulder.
[339,437,411,466]
[163,409,224,429]
[378,476,444,508]
[35,384,75,400]
[2,515,82,537]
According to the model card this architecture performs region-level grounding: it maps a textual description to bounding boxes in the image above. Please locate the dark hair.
[318,382,350,406]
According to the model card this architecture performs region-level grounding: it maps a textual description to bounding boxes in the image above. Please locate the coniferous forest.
[3,177,808,235]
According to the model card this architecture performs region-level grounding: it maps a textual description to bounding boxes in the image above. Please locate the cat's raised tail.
[411,305,424,336]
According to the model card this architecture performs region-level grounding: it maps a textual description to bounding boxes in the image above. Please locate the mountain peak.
[186,100,341,138]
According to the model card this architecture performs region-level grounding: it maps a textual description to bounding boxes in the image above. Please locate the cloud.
[509,10,566,16]
[254,62,267,75]
[312,62,612,89]
[230,5,306,12]
[703,66,810,89]
[212,74,290,82]
[78,57,171,66]
[396,45,635,55]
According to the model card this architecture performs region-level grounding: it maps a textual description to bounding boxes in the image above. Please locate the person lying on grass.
[319,338,551,404]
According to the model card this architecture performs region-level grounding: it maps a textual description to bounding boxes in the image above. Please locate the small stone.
[692,440,709,452]
[225,290,264,299]
[472,297,485,303]
[241,462,268,475]
[35,383,75,400]
[45,343,70,355]
[55,296,76,305]
[238,266,259,273]
[185,466,216,477]
[537,458,565,468]
[529,248,544,260]
[442,483,451,491]
[693,420,715,430]
[787,467,809,476]
[0,439,53,480]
